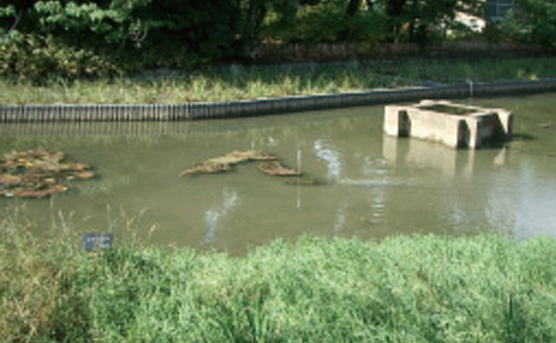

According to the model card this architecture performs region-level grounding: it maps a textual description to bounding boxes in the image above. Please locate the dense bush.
[0,32,119,82]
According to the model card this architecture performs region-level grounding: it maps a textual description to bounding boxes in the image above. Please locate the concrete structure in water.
[384,100,513,149]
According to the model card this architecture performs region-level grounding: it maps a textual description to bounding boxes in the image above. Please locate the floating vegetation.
[179,150,276,177]
[0,149,95,199]
[257,161,301,176]
[180,150,324,185]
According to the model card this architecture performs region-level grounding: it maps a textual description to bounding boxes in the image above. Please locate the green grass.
[2,216,556,343]
[2,57,556,105]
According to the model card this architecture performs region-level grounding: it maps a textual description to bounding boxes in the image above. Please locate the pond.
[1,93,555,254]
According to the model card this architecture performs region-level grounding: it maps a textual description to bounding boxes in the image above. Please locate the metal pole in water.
[466,79,474,98]
[297,149,302,209]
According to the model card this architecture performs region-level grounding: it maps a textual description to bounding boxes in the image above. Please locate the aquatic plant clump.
[257,161,302,176]
[179,150,276,177]
[179,150,326,185]
[0,149,95,198]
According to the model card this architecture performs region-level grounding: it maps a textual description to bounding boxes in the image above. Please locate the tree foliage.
[502,0,556,51]
[0,0,545,80]
[263,0,388,43]
[379,0,484,44]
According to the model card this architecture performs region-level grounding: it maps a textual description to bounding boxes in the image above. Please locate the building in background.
[487,0,514,23]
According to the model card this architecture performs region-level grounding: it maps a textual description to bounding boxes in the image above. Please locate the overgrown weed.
[2,213,556,342]
[2,57,556,105]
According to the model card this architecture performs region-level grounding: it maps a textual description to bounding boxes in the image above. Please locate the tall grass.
[2,215,556,343]
[2,57,556,105]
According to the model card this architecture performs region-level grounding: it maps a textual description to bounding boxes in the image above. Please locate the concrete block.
[384,100,513,149]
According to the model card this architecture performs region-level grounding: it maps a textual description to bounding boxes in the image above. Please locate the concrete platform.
[384,100,513,149]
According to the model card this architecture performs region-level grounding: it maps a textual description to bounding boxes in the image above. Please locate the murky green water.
[1,94,555,254]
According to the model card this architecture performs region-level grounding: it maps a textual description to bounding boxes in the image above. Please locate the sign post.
[83,233,113,251]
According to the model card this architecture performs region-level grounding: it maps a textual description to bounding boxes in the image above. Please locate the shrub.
[0,32,119,82]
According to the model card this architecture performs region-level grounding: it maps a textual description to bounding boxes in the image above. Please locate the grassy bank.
[2,57,556,105]
[2,220,556,343]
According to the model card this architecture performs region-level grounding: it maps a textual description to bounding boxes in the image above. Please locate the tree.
[502,0,556,51]
[377,0,482,44]
[1,0,244,66]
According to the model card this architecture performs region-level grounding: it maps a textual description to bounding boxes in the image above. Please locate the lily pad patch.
[0,149,96,199]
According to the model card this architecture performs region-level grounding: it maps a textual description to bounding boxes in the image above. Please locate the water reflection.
[314,139,343,180]
[312,138,391,234]
[0,122,193,138]
[488,160,556,241]
[204,189,239,244]
[381,121,556,240]
[383,135,472,176]
[333,202,348,235]
[369,187,385,226]
[381,132,510,235]
[382,134,512,176]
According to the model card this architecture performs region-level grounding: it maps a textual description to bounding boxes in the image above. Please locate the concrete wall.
[1,78,555,123]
